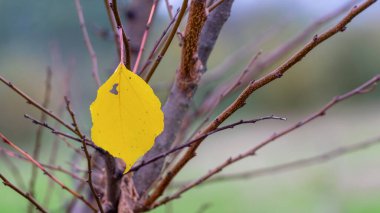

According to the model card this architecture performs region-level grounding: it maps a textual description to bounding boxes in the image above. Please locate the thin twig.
[0,74,76,134]
[0,147,84,182]
[164,0,174,19]
[129,115,285,173]
[144,0,189,82]
[0,174,48,213]
[139,8,180,76]
[199,51,262,115]
[133,0,159,73]
[208,0,225,11]
[144,1,377,206]
[64,97,104,213]
[150,74,380,208]
[43,70,70,207]
[110,0,131,69]
[178,136,380,186]
[59,136,84,155]
[0,132,97,211]
[23,114,97,149]
[103,0,120,59]
[163,0,183,43]
[200,26,279,85]
[29,67,52,213]
[200,0,361,114]
[74,0,101,87]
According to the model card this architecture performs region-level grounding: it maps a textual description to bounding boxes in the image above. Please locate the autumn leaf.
[90,63,164,173]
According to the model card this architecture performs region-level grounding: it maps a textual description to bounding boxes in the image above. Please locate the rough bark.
[133,0,235,196]
[124,0,155,65]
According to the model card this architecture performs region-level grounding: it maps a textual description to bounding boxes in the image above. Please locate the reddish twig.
[144,0,189,82]
[200,0,360,114]
[0,132,97,211]
[43,70,70,207]
[28,67,52,213]
[103,0,120,59]
[74,0,101,87]
[23,114,97,149]
[176,135,380,186]
[0,74,76,134]
[164,0,174,19]
[64,97,104,213]
[0,147,84,182]
[144,0,376,206]
[151,74,380,208]
[138,8,179,76]
[199,51,262,115]
[129,115,285,173]
[110,0,131,69]
[133,0,159,73]
[208,0,225,11]
[0,174,47,213]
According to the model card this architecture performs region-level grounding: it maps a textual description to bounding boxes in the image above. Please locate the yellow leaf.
[90,63,164,173]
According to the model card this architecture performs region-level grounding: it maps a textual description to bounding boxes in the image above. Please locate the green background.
[0,0,380,212]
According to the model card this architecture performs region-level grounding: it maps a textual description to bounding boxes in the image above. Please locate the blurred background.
[0,0,379,212]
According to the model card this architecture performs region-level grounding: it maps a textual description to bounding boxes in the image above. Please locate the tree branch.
[0,146,85,182]
[134,0,220,198]
[151,74,380,208]
[173,136,380,186]
[129,115,285,173]
[74,0,101,86]
[138,9,180,76]
[199,0,361,115]
[0,174,47,213]
[144,0,376,206]
[28,67,52,213]
[0,132,97,211]
[144,0,189,82]
[132,0,159,73]
[0,74,76,134]
[110,0,132,69]
[64,97,104,213]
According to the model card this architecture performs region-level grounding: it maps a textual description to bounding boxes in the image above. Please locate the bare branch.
[200,136,380,185]
[110,0,132,69]
[0,147,85,182]
[138,9,180,76]
[0,74,76,134]
[164,0,174,19]
[0,132,97,211]
[64,97,104,213]
[74,0,101,87]
[133,0,159,73]
[199,0,361,115]
[134,0,211,198]
[129,115,285,173]
[0,174,47,213]
[123,0,155,65]
[199,51,262,115]
[43,69,70,207]
[151,74,380,208]
[28,67,52,213]
[144,0,189,82]
[208,0,225,12]
[23,114,96,149]
[103,0,120,59]
[144,0,377,206]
